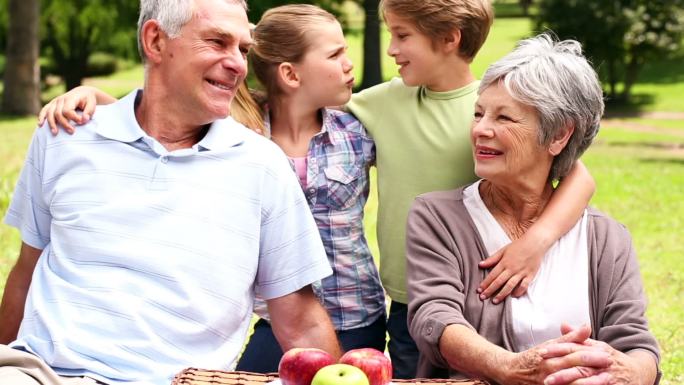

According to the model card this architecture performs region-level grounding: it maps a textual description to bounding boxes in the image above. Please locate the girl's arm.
[38,86,116,135]
[478,160,595,303]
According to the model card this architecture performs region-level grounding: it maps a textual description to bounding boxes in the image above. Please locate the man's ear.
[276,62,300,90]
[549,123,575,156]
[140,20,166,64]
[442,29,462,54]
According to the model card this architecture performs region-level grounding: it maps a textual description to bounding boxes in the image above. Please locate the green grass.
[583,131,684,384]
[2,14,683,384]
[0,115,33,292]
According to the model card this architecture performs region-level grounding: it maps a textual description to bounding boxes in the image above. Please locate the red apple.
[339,348,392,385]
[278,348,336,385]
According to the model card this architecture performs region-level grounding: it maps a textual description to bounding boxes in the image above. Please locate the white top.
[463,180,590,351]
[4,90,331,385]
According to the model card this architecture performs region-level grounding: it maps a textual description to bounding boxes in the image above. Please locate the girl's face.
[294,20,354,107]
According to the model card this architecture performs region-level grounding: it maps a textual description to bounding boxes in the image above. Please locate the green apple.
[311,364,370,385]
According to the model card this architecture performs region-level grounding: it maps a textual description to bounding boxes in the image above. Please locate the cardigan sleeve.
[592,213,661,383]
[406,196,477,369]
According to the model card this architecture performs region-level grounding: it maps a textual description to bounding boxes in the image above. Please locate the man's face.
[160,0,252,124]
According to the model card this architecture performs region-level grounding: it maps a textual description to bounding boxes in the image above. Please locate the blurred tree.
[41,0,138,90]
[519,0,533,16]
[2,0,40,115]
[247,0,343,24]
[0,0,8,54]
[537,0,684,102]
[358,0,382,89]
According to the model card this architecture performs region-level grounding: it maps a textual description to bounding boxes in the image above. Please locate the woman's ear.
[442,29,462,54]
[549,123,575,156]
[140,20,165,64]
[276,62,300,91]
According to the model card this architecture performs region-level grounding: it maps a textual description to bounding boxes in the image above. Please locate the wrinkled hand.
[478,232,546,303]
[503,324,613,385]
[542,328,648,385]
[38,86,98,135]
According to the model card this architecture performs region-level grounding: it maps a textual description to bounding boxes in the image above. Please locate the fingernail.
[479,294,486,301]
[544,377,554,385]
[492,298,500,304]
[476,288,482,293]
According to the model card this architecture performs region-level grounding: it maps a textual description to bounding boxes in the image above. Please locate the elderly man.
[0,0,341,384]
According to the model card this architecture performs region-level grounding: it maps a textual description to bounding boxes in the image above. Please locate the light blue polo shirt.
[4,90,331,385]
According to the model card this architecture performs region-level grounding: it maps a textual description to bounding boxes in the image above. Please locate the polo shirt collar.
[93,89,146,143]
[196,117,246,152]
[93,89,246,152]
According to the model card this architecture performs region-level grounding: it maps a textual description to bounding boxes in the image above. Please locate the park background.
[0,0,682,383]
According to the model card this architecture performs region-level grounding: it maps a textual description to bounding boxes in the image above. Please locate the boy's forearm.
[93,87,117,105]
[533,160,595,246]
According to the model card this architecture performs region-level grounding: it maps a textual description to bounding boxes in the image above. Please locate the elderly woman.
[406,34,660,385]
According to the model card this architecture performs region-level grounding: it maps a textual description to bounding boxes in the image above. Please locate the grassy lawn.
[1,13,683,384]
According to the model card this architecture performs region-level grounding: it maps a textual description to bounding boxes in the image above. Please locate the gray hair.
[479,33,604,181]
[137,0,248,62]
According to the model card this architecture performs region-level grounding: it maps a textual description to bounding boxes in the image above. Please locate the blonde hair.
[249,4,337,97]
[380,0,493,62]
[231,81,266,133]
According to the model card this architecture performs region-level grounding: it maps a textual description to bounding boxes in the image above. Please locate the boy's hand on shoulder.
[38,86,99,136]
[477,233,545,303]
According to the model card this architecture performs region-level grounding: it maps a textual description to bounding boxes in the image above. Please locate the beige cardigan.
[406,186,661,383]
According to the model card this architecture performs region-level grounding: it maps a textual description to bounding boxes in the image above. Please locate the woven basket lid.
[171,368,489,385]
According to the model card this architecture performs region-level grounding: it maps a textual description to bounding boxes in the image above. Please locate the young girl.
[236,5,386,371]
[38,4,386,374]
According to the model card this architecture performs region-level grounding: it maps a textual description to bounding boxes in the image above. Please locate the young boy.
[347,0,595,378]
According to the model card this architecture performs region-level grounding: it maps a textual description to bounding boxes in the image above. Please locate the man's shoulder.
[218,118,291,168]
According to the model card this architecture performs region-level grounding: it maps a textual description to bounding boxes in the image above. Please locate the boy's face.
[385,11,453,90]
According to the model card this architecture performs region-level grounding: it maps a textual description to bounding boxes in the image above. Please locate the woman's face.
[294,20,355,107]
[471,82,553,185]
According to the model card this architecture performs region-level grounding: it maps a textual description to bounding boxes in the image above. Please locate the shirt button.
[426,326,434,335]
[308,188,316,195]
[160,156,169,164]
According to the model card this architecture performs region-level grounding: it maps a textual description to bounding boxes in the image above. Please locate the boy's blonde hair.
[380,0,493,62]
[250,4,337,97]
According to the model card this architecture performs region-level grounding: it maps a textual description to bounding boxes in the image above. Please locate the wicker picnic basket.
[171,368,490,385]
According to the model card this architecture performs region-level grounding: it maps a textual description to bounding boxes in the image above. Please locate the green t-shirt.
[348,78,479,303]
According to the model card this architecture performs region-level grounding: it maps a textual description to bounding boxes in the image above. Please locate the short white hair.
[479,33,604,181]
[137,0,248,61]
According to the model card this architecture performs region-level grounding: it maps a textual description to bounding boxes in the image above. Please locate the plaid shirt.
[255,108,386,330]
